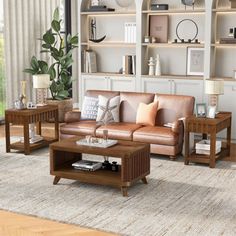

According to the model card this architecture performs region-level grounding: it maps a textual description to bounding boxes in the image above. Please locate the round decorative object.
[115,0,133,8]
[176,19,198,42]
[181,0,195,6]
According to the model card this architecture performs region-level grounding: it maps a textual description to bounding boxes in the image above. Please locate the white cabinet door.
[141,77,171,94]
[109,76,135,92]
[218,82,236,140]
[80,75,109,108]
[173,79,204,104]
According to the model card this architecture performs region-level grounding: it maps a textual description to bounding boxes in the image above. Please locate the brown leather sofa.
[60,90,195,159]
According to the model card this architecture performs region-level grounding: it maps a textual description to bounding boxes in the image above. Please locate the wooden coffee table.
[50,137,150,197]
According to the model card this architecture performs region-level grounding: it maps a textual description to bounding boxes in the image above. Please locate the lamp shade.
[205,79,224,95]
[33,74,50,89]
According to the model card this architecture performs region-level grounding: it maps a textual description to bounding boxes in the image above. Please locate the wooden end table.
[50,137,150,197]
[5,105,59,155]
[184,112,231,168]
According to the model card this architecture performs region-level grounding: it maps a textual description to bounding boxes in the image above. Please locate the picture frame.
[187,47,204,76]
[207,105,216,119]
[149,15,169,43]
[196,103,207,117]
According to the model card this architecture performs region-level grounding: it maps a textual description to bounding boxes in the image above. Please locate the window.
[0,0,5,120]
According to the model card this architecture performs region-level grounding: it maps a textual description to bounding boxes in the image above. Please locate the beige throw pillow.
[96,95,120,124]
[136,101,158,126]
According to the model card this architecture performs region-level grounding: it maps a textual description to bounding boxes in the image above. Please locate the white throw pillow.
[96,95,120,124]
[81,96,99,120]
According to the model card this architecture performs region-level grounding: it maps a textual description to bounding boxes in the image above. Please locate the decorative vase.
[20,80,27,106]
[155,54,161,76]
[148,57,155,76]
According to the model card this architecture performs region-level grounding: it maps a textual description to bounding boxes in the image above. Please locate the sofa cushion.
[81,96,99,120]
[154,94,195,126]
[96,95,120,124]
[96,122,142,141]
[133,126,179,146]
[120,92,155,123]
[60,121,100,136]
[86,90,120,99]
[136,101,158,126]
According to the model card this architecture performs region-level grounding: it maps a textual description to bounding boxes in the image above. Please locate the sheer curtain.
[3,0,60,108]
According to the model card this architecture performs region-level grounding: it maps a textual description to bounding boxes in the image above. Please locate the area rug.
[0,139,236,236]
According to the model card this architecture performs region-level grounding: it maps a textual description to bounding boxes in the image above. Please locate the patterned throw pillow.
[96,95,120,124]
[81,96,99,120]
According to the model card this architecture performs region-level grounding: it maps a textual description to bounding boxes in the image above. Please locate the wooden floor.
[0,210,116,236]
[0,123,235,236]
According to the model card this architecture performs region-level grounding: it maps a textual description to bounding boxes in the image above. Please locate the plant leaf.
[51,20,61,32]
[42,44,51,49]
[23,68,36,75]
[30,56,39,71]
[43,30,55,45]
[70,35,78,45]
[48,65,56,80]
[53,7,60,21]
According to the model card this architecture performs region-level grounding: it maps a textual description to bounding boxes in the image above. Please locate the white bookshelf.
[77,0,236,139]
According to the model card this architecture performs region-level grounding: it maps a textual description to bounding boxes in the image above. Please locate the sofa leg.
[170,156,177,161]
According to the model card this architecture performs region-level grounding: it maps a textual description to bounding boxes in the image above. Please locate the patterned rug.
[0,138,236,236]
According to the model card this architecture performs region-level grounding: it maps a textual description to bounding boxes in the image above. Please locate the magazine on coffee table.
[76,138,118,148]
[72,160,102,171]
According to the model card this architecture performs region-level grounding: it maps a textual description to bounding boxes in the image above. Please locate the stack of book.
[122,55,136,75]
[72,160,102,171]
[220,38,236,44]
[82,50,97,73]
[124,22,136,43]
[85,5,115,12]
[195,139,222,155]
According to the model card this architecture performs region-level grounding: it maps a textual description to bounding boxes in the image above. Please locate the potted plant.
[24,7,78,121]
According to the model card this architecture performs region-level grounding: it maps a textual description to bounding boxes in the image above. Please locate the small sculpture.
[89,17,106,43]
[148,57,155,76]
[181,0,195,10]
[155,54,161,76]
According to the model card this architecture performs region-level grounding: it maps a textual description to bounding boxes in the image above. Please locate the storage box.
[195,139,221,155]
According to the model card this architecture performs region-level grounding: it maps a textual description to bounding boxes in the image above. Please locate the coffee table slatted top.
[50,137,149,158]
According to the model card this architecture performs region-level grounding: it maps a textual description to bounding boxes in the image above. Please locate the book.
[219,38,236,44]
[72,160,102,171]
[149,15,169,43]
[85,50,97,73]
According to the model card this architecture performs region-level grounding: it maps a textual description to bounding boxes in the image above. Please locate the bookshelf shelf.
[142,43,204,48]
[212,43,236,47]
[81,11,136,16]
[81,72,136,77]
[142,9,205,14]
[141,74,203,80]
[83,42,136,47]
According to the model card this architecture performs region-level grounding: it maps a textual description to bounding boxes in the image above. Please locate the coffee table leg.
[53,176,61,185]
[121,187,128,197]
[141,177,148,184]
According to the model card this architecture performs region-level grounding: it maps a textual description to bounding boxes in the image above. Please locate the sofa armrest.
[64,111,81,123]
[171,120,183,133]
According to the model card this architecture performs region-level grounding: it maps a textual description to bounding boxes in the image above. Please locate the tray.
[76,138,118,148]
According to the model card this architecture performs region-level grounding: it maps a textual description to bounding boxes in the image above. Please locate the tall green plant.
[24,8,78,100]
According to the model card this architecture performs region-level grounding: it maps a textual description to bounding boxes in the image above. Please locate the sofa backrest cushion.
[154,94,195,125]
[120,92,155,123]
[86,90,120,99]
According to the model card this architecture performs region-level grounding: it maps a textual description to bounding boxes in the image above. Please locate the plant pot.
[45,98,73,122]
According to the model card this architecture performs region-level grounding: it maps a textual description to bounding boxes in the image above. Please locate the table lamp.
[205,79,224,112]
[32,74,50,106]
